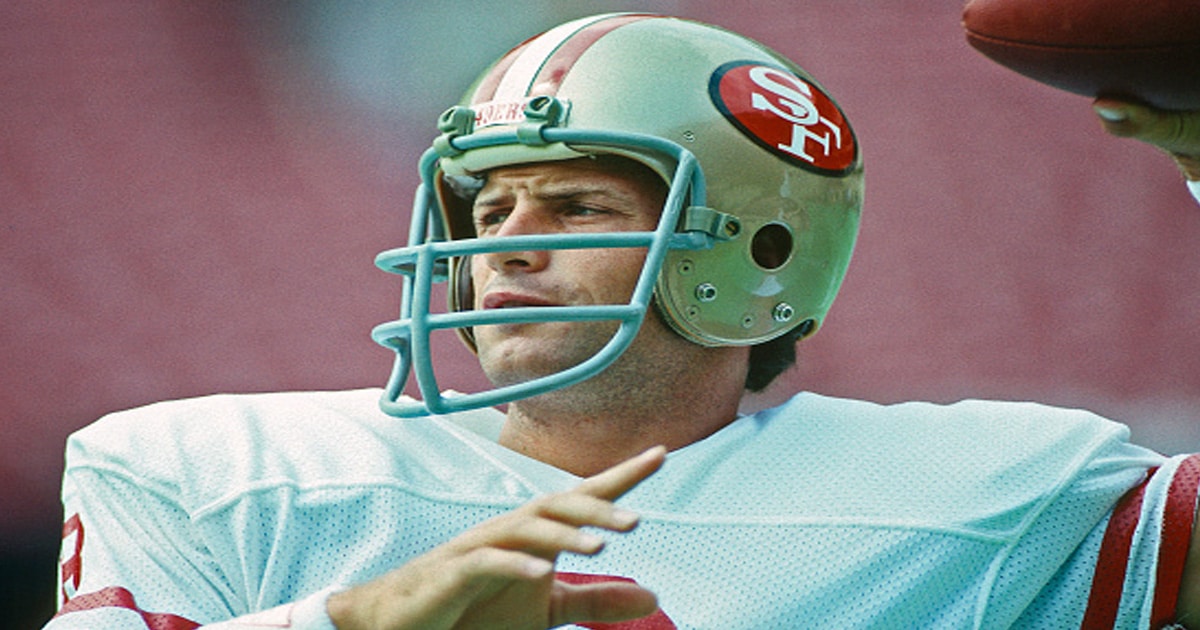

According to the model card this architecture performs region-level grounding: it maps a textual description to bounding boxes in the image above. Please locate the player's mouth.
[480,291,559,310]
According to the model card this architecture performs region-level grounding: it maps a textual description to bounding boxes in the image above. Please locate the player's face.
[469,157,667,388]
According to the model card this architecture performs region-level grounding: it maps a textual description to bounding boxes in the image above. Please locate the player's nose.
[483,203,552,272]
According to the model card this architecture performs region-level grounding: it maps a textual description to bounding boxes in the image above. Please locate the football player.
[48,13,1200,630]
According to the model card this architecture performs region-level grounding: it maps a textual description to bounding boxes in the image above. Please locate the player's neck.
[496,346,748,477]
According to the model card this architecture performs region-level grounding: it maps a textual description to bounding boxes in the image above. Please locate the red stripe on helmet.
[527,13,661,97]
[471,14,662,105]
[469,38,534,104]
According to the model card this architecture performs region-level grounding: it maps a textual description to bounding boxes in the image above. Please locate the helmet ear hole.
[750,222,794,270]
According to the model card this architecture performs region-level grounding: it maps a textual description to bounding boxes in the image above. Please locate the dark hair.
[745,331,800,392]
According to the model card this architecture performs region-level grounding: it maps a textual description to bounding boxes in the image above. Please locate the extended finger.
[438,547,557,622]
[451,503,618,561]
[574,445,667,501]
[533,492,641,532]
[455,546,555,584]
[490,515,609,558]
[327,547,556,630]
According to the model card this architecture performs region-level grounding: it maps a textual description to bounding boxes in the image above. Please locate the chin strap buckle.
[679,206,741,241]
[517,96,570,145]
[433,106,476,158]
[433,97,572,157]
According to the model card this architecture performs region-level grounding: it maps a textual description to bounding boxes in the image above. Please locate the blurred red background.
[4,2,1197,625]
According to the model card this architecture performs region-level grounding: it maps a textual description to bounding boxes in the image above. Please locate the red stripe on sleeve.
[1150,454,1200,626]
[54,586,200,630]
[1081,468,1155,629]
[60,513,84,602]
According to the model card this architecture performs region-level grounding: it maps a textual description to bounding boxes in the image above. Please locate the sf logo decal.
[710,61,857,175]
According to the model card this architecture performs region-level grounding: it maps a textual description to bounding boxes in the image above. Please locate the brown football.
[962,0,1200,110]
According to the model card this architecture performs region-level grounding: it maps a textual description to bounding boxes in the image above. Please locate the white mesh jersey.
[46,388,1199,629]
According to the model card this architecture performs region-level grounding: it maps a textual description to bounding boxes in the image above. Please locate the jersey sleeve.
[1080,452,1200,628]
[47,442,231,628]
[44,424,341,630]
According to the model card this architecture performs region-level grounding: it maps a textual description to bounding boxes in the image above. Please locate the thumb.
[549,580,659,627]
[1093,98,1200,156]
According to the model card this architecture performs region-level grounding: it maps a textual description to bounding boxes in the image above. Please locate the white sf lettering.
[747,66,842,164]
[748,66,819,125]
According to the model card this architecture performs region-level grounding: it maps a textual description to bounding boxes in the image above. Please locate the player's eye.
[474,210,510,233]
[563,204,610,218]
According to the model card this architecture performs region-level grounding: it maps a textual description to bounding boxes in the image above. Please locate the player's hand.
[1093,97,1200,180]
[326,445,666,630]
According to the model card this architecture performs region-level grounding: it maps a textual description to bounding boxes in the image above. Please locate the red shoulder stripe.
[1150,454,1200,626]
[1080,468,1155,629]
[60,513,84,602]
[54,586,200,630]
